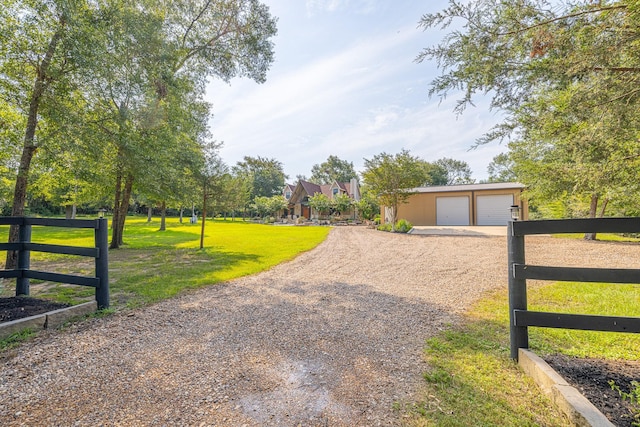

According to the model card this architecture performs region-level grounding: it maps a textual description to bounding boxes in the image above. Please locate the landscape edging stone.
[0,301,97,340]
[518,348,615,427]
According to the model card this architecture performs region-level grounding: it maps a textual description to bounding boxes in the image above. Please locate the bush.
[395,219,413,233]
[377,223,392,232]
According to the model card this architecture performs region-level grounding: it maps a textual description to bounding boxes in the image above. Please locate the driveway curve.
[1,227,639,426]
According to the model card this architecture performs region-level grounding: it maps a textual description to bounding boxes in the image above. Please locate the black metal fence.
[508,217,640,360]
[0,217,109,309]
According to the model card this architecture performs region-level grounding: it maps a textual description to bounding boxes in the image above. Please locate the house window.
[285,190,291,199]
[332,188,339,196]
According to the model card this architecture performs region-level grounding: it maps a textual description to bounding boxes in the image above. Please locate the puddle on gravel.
[238,359,353,425]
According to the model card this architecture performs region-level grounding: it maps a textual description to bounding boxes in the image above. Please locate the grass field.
[0,216,330,307]
[408,266,640,425]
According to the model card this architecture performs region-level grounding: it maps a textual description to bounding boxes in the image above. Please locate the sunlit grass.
[1,216,330,307]
[407,274,639,425]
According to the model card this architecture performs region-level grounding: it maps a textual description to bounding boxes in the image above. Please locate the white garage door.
[477,194,514,225]
[436,196,470,226]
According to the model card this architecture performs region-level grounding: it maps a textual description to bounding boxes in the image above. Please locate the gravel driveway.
[1,226,639,426]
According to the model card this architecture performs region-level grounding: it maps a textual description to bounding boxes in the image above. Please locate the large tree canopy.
[418,0,640,228]
[310,155,358,184]
[1,0,278,257]
[232,156,288,200]
[362,149,427,230]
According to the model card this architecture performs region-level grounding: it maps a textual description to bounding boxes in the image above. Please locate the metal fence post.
[94,218,109,309]
[16,222,32,296]
[508,220,528,360]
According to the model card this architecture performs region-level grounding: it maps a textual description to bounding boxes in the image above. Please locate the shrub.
[377,223,392,232]
[395,219,413,233]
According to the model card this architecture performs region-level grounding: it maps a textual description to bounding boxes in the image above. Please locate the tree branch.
[497,4,627,36]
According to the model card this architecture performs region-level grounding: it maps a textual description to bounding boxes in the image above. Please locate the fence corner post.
[95,218,109,309]
[508,220,528,360]
[16,221,31,296]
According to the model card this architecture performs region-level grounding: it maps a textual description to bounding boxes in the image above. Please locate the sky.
[205,0,508,182]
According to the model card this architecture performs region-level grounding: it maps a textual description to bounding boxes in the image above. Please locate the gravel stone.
[1,227,639,426]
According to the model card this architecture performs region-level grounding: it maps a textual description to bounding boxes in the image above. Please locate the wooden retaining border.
[0,301,97,340]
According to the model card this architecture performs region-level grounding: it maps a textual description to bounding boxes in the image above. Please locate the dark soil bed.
[546,354,640,426]
[0,297,70,323]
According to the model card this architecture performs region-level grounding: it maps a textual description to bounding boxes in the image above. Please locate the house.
[284,178,361,220]
[383,182,528,226]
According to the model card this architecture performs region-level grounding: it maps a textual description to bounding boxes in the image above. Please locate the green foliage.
[252,195,286,218]
[394,219,413,233]
[354,187,379,220]
[376,223,392,232]
[332,193,352,215]
[310,155,358,184]
[434,157,474,185]
[609,380,640,426]
[408,275,640,425]
[307,193,332,218]
[487,153,517,183]
[419,0,640,216]
[362,149,427,228]
[376,219,412,233]
[0,328,37,352]
[233,156,288,200]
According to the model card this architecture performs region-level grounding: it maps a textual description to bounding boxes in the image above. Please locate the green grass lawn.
[0,216,330,307]
[406,274,640,425]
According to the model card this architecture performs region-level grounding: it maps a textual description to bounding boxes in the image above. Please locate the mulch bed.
[546,354,640,426]
[0,297,70,323]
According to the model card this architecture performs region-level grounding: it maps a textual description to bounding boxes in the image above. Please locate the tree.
[423,162,449,186]
[332,193,352,217]
[1,0,95,267]
[362,150,427,231]
[354,186,379,221]
[435,158,474,185]
[310,155,358,184]
[233,156,288,200]
[307,193,332,219]
[198,142,227,249]
[487,153,517,183]
[418,0,640,234]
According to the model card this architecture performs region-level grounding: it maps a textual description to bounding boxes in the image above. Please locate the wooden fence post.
[508,220,528,360]
[16,222,31,296]
[94,218,109,309]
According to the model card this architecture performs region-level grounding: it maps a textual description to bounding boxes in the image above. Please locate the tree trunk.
[110,172,133,248]
[599,199,609,218]
[110,173,123,249]
[200,185,207,249]
[147,206,152,222]
[179,207,183,223]
[159,201,167,231]
[65,205,73,219]
[71,204,76,219]
[584,193,598,240]
[117,174,133,247]
[5,25,65,270]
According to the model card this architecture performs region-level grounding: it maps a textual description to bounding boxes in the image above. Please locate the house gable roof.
[288,179,362,204]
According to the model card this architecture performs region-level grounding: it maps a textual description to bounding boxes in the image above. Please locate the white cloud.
[205,0,506,181]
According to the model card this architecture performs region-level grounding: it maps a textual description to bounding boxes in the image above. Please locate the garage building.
[386,182,528,226]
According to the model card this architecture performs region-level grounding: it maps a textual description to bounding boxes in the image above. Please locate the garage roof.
[409,182,525,193]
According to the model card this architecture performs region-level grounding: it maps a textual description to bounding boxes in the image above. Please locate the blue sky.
[205,0,507,182]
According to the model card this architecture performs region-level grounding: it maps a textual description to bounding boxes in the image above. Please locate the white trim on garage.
[476,194,514,225]
[436,196,470,226]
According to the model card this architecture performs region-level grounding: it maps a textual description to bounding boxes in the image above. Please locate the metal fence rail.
[508,217,640,360]
[0,217,109,309]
